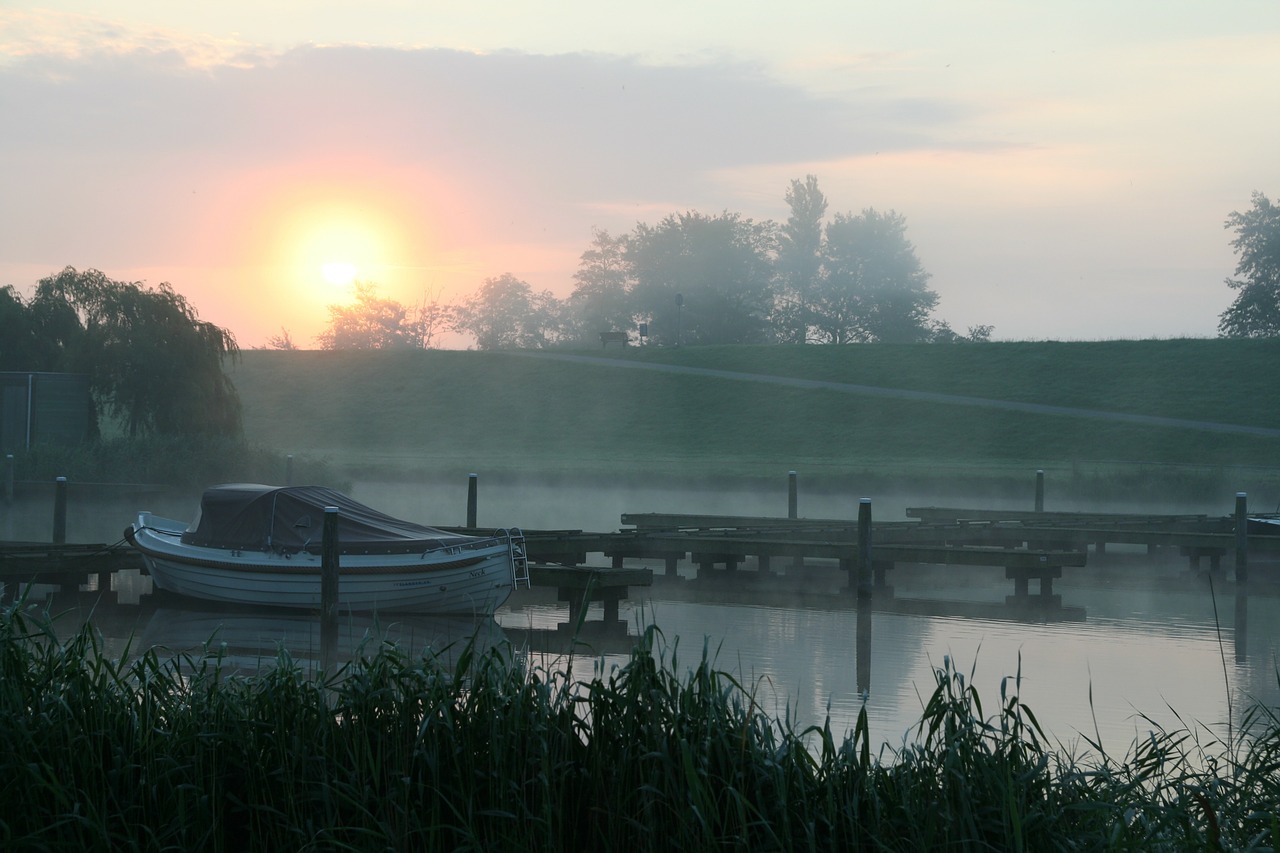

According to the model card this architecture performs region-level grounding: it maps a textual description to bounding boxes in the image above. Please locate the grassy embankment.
[3,605,1277,851]
[231,338,1280,503]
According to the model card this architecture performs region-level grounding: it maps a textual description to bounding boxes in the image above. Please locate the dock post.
[789,471,804,569]
[1234,492,1248,662]
[466,473,478,528]
[1034,470,1045,513]
[285,454,294,486]
[3,454,13,504]
[856,498,873,597]
[321,506,340,670]
[52,476,68,545]
[855,497,873,692]
[1234,492,1249,586]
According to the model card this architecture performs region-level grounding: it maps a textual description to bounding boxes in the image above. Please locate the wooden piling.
[466,473,478,528]
[285,454,294,486]
[856,498,872,597]
[52,477,67,545]
[1035,469,1045,513]
[3,454,13,504]
[1234,492,1248,585]
[321,506,340,669]
[855,497,873,692]
[789,471,804,569]
[1234,491,1248,662]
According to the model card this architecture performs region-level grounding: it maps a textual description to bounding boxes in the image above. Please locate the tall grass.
[2,604,1277,851]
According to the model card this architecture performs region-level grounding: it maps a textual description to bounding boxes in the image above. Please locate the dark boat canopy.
[180,484,481,554]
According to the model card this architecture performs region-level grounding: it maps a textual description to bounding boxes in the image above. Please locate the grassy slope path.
[521,352,1280,439]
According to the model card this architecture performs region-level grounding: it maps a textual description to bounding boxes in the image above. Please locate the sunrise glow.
[321,262,358,286]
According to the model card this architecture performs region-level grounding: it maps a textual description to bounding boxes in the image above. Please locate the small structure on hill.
[0,372,93,453]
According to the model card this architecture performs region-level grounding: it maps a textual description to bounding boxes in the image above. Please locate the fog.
[4,473,1278,751]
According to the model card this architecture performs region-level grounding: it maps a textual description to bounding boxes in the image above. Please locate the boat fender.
[123,526,137,546]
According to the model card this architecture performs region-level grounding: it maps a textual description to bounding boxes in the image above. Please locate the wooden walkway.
[4,505,1276,621]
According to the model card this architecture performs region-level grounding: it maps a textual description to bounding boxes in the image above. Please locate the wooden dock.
[5,503,1276,623]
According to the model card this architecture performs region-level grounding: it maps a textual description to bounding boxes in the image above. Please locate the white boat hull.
[128,512,517,615]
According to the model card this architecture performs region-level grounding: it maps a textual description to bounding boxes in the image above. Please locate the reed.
[1,605,1277,851]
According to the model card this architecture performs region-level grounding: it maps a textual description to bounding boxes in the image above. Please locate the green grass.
[228,340,1280,501]
[3,604,1278,851]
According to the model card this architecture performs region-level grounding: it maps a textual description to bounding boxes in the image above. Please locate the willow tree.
[28,267,241,438]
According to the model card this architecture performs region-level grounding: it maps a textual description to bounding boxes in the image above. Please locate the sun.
[321,262,358,286]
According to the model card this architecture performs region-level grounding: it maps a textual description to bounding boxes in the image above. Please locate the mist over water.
[5,477,1277,756]
[349,476,1279,750]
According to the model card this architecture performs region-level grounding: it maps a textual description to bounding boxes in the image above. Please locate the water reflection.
[6,479,1280,759]
[495,564,1280,757]
[10,559,1278,758]
[25,587,509,676]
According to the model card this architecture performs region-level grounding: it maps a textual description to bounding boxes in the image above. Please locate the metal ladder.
[507,528,531,588]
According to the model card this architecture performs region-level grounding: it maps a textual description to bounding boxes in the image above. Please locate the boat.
[124,484,529,614]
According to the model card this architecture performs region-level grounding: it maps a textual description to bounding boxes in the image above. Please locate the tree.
[1218,191,1280,338]
[407,289,455,349]
[775,175,828,344]
[813,208,937,343]
[928,320,994,343]
[265,328,298,350]
[626,211,777,346]
[315,282,417,350]
[26,267,241,437]
[452,273,565,350]
[564,228,634,344]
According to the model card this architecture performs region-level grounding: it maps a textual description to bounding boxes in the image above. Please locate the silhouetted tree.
[928,320,994,343]
[265,328,298,350]
[775,175,828,343]
[26,267,241,437]
[813,208,937,343]
[316,282,417,350]
[452,273,564,349]
[407,289,455,349]
[1218,191,1280,338]
[564,228,634,345]
[626,211,777,346]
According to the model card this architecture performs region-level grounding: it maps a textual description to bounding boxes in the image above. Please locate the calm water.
[500,569,1280,756]
[5,477,1277,756]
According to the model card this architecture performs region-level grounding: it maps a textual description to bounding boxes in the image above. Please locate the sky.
[1,2,1278,347]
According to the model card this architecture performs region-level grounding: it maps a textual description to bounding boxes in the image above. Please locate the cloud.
[0,39,984,269]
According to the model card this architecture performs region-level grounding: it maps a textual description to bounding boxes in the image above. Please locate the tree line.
[300,182,1280,350]
[294,176,995,351]
[1,187,1276,441]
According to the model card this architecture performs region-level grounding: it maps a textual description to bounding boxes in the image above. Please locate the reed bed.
[1,605,1277,851]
